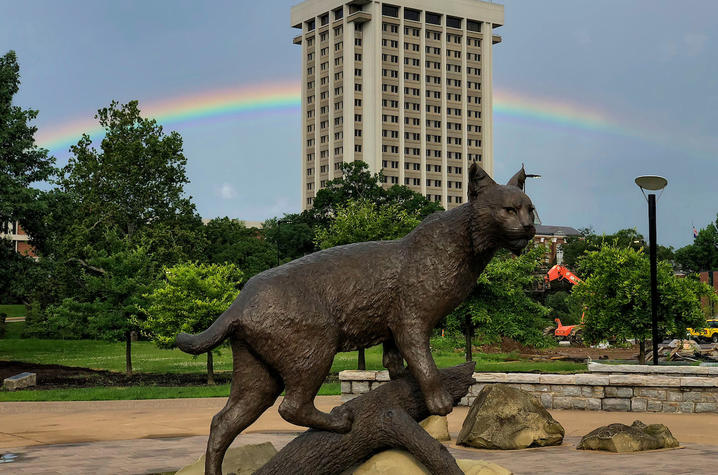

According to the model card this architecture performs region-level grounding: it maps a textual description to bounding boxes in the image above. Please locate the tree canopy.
[446,246,551,348]
[203,217,275,278]
[0,50,56,301]
[674,215,718,273]
[314,199,421,250]
[561,227,674,269]
[569,244,714,362]
[144,262,242,383]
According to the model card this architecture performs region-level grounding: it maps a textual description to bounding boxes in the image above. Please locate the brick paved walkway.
[2,433,717,474]
[1,397,717,474]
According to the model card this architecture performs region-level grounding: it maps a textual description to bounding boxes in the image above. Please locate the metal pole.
[276,220,282,267]
[648,193,659,365]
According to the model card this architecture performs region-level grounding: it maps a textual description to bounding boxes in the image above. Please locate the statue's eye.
[505,207,517,214]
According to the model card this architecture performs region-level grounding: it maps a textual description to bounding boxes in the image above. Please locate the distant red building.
[1,221,37,258]
[533,224,581,266]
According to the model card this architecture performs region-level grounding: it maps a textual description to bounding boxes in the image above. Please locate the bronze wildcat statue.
[177,163,536,474]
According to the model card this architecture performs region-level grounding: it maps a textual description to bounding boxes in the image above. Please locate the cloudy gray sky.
[2,0,716,249]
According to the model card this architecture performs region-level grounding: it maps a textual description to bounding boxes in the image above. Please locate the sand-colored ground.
[1,396,717,474]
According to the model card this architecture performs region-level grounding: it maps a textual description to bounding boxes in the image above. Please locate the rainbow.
[35,81,709,159]
[35,82,301,152]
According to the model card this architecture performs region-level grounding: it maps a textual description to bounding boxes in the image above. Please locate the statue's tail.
[176,309,235,355]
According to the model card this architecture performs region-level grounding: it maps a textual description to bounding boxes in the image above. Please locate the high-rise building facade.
[291,0,504,210]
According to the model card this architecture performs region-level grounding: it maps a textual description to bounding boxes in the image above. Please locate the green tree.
[561,227,673,269]
[569,244,714,363]
[25,100,204,364]
[674,216,718,273]
[0,50,56,301]
[309,161,442,228]
[203,218,275,278]
[262,213,316,263]
[59,100,196,241]
[144,262,242,384]
[545,290,583,326]
[447,246,551,358]
[43,236,157,374]
[314,199,421,250]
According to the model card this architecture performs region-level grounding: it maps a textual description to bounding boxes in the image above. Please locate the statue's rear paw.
[388,366,409,380]
[426,388,453,416]
[329,405,354,433]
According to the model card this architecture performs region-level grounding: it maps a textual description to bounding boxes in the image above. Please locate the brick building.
[1,221,37,258]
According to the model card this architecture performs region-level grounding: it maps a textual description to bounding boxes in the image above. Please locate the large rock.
[2,372,36,391]
[176,442,276,475]
[577,420,679,452]
[347,449,511,475]
[420,415,450,441]
[457,384,565,449]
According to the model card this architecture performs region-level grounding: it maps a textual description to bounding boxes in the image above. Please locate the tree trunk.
[638,339,646,365]
[255,363,476,475]
[464,314,473,362]
[207,351,215,385]
[125,331,133,376]
[357,348,366,370]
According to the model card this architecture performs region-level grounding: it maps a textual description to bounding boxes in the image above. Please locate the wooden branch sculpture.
[255,362,476,475]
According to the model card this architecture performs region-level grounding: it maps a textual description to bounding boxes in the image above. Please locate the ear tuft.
[468,162,497,200]
[506,165,527,191]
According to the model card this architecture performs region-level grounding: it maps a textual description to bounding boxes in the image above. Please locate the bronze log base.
[255,362,476,475]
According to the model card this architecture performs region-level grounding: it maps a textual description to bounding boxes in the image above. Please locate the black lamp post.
[635,175,668,365]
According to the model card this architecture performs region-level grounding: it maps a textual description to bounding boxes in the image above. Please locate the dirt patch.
[0,361,232,389]
[471,337,639,362]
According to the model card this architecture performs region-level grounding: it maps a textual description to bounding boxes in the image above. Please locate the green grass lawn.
[0,382,341,402]
[0,304,25,318]
[1,322,585,401]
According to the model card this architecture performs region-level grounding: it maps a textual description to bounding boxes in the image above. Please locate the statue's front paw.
[329,405,354,433]
[426,388,453,416]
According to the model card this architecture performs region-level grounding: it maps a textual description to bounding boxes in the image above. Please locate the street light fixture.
[635,175,668,365]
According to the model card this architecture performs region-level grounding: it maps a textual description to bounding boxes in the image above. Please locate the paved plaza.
[1,396,717,474]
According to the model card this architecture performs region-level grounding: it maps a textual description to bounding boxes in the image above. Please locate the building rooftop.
[535,225,581,237]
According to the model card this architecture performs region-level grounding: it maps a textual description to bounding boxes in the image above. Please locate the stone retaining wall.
[339,368,718,413]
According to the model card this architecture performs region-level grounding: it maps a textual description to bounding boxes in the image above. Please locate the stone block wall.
[339,367,718,413]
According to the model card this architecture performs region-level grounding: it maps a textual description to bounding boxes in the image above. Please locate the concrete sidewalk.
[1,396,717,473]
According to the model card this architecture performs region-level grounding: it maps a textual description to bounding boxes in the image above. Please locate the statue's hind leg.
[278,342,353,433]
[205,339,283,475]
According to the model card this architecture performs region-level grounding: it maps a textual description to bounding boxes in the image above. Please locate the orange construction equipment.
[546,265,585,342]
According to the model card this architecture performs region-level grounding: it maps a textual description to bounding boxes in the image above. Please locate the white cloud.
[218,183,236,200]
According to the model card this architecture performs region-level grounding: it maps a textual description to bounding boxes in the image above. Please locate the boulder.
[577,420,679,453]
[420,415,450,441]
[347,449,511,475]
[457,384,565,450]
[176,442,276,475]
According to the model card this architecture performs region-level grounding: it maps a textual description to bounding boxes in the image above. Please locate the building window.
[382,5,399,18]
[447,17,461,29]
[425,12,441,25]
[404,8,420,21]
[334,8,343,20]
[467,20,482,32]
[306,19,315,31]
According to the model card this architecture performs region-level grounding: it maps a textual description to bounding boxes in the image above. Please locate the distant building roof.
[201,218,264,229]
[535,225,581,237]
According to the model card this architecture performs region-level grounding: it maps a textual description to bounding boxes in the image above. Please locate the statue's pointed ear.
[507,165,526,191]
[468,162,496,200]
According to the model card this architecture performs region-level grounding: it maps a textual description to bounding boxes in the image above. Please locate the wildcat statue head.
[467,163,536,255]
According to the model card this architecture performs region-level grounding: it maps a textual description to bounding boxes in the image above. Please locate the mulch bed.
[0,361,232,389]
